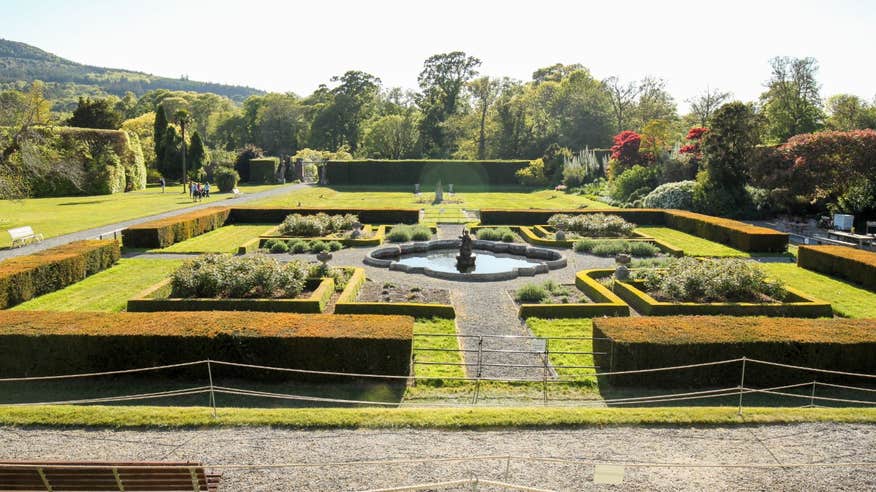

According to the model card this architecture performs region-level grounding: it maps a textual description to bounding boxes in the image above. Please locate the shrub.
[609,130,642,177]
[122,207,230,249]
[327,240,344,252]
[170,254,309,299]
[476,227,516,242]
[610,165,660,203]
[591,241,627,256]
[548,213,636,237]
[410,226,432,241]
[387,224,432,243]
[797,245,876,291]
[249,157,279,184]
[635,257,785,303]
[575,239,659,257]
[269,241,289,254]
[515,158,549,186]
[515,283,549,303]
[279,213,358,237]
[642,180,696,209]
[573,238,597,252]
[627,241,660,257]
[290,240,309,253]
[215,167,240,193]
[309,240,329,253]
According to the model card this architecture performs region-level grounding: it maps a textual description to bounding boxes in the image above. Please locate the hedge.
[334,268,456,318]
[325,160,530,186]
[249,157,279,184]
[663,210,788,252]
[0,240,120,309]
[593,316,876,387]
[258,225,389,251]
[127,278,335,313]
[478,209,666,226]
[797,245,876,291]
[518,269,629,318]
[228,207,420,225]
[0,311,413,380]
[122,207,230,248]
[611,280,832,318]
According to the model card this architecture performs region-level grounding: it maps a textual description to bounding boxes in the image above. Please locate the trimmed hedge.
[518,269,629,318]
[797,245,876,291]
[325,159,530,186]
[611,280,832,318]
[0,240,120,309]
[663,210,788,252]
[249,157,279,184]
[478,209,666,226]
[334,268,456,318]
[122,207,230,249]
[128,277,335,313]
[593,316,876,387]
[228,207,420,225]
[257,225,389,251]
[0,311,413,379]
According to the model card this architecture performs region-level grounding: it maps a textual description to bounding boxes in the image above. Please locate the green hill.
[0,38,264,109]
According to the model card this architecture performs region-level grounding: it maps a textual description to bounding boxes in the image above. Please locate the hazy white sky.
[3,0,874,111]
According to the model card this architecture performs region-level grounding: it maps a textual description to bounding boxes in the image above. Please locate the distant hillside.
[0,39,265,109]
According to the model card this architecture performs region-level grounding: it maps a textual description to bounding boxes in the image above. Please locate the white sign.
[593,464,625,484]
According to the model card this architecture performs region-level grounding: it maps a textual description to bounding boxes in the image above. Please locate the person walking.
[160,177,165,193]
[204,182,211,198]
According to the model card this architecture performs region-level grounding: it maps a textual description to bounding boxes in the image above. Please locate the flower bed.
[334,268,455,318]
[517,269,630,318]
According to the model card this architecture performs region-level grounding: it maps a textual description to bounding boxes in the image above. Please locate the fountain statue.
[433,180,444,204]
[456,229,477,272]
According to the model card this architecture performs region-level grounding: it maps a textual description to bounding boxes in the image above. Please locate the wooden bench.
[7,226,43,248]
[0,461,222,491]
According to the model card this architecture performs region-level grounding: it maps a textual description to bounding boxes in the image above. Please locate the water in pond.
[395,250,542,274]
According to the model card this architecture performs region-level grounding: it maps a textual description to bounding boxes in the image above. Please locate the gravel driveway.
[2,423,873,491]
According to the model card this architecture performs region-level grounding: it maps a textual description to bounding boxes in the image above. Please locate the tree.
[634,77,677,128]
[234,144,263,182]
[361,114,419,159]
[417,51,481,157]
[687,87,731,127]
[825,94,876,131]
[468,76,500,159]
[532,63,585,84]
[760,56,823,142]
[174,109,191,189]
[254,94,306,156]
[188,131,207,176]
[604,76,641,133]
[156,126,182,180]
[153,105,168,164]
[68,97,123,129]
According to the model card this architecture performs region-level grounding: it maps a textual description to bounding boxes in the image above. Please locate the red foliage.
[779,129,876,199]
[610,131,641,165]
[686,127,709,140]
[678,144,699,155]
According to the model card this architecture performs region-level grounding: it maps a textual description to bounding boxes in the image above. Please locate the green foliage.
[635,257,785,303]
[290,240,309,253]
[153,105,168,162]
[386,224,433,243]
[214,167,239,192]
[515,158,548,186]
[476,227,516,242]
[515,283,549,303]
[573,239,659,257]
[327,240,344,251]
[309,240,329,253]
[642,180,696,209]
[760,56,823,142]
[68,97,122,129]
[279,213,358,237]
[187,131,207,175]
[417,51,482,157]
[234,144,263,182]
[548,213,636,237]
[269,240,289,253]
[610,165,659,203]
[248,157,279,184]
[170,254,309,299]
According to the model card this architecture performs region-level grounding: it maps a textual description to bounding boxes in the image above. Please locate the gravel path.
[1,423,872,491]
[0,182,307,261]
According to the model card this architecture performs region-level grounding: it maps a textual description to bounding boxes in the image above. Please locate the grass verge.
[526,318,596,384]
[760,263,876,318]
[412,318,465,381]
[152,224,275,253]
[635,227,749,257]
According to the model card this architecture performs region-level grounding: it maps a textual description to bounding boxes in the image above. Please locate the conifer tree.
[153,104,168,166]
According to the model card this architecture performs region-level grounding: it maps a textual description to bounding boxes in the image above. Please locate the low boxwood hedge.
[122,207,230,249]
[228,207,420,225]
[478,208,666,226]
[0,311,413,379]
[325,159,530,186]
[593,316,876,387]
[797,245,876,291]
[663,210,788,252]
[0,240,120,309]
[334,268,455,318]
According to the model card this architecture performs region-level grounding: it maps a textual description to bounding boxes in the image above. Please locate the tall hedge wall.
[325,160,530,186]
[593,316,876,387]
[663,210,788,252]
[0,311,414,380]
[122,207,230,248]
[228,207,420,225]
[249,157,279,184]
[0,240,120,309]
[797,245,876,291]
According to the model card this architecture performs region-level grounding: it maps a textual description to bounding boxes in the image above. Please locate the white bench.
[7,226,43,248]
[231,187,241,198]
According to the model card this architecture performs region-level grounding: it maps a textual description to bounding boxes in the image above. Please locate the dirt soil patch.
[360,280,451,304]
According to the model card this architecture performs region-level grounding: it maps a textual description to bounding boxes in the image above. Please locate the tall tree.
[416,51,481,157]
[68,97,123,129]
[825,94,876,131]
[310,71,381,152]
[687,87,731,126]
[604,76,641,133]
[760,56,823,142]
[153,105,168,163]
[468,76,500,159]
[634,77,677,128]
[188,130,207,175]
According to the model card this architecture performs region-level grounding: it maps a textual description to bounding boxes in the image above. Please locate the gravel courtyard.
[2,423,873,490]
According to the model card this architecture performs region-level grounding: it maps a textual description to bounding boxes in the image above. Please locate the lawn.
[0,183,289,249]
[636,226,750,257]
[412,318,465,381]
[12,258,183,312]
[526,318,596,383]
[154,224,276,253]
[249,185,607,213]
[761,263,876,318]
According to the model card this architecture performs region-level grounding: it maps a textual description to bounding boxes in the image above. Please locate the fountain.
[455,229,477,272]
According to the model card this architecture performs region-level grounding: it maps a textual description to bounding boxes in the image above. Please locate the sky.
[2,0,874,112]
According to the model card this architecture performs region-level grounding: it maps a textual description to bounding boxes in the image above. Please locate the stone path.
[1,423,872,491]
[0,182,307,261]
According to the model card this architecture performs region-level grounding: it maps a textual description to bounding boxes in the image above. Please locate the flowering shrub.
[279,213,358,237]
[610,165,660,203]
[610,131,641,164]
[642,180,696,209]
[170,254,309,299]
[635,257,785,303]
[686,127,708,140]
[548,213,636,237]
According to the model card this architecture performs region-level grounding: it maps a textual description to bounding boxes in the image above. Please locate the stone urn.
[614,253,631,281]
[555,229,567,241]
[316,251,332,265]
[350,221,363,239]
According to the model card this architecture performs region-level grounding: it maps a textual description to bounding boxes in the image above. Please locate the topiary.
[309,240,329,253]
[327,241,343,251]
[215,166,240,192]
[290,240,309,253]
[269,241,289,254]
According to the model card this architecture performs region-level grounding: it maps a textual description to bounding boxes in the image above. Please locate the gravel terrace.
[1,423,873,491]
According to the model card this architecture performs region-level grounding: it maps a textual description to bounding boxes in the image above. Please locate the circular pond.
[396,250,543,274]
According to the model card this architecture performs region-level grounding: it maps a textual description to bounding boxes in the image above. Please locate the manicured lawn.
[155,224,276,253]
[412,318,465,381]
[12,258,183,312]
[761,263,876,318]
[527,318,596,383]
[0,183,289,249]
[0,405,871,428]
[249,185,607,212]
[636,226,749,257]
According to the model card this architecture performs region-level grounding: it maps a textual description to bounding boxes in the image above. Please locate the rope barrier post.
[810,381,817,408]
[542,339,549,405]
[737,357,747,416]
[473,337,483,405]
[503,455,512,484]
[206,360,217,418]
[410,353,417,388]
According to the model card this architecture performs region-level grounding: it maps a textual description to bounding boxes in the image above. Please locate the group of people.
[189,181,211,202]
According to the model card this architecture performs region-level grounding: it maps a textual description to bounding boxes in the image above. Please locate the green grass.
[154,224,275,253]
[636,226,750,257]
[0,183,289,249]
[249,185,607,212]
[761,263,876,318]
[412,318,465,381]
[0,405,872,428]
[11,258,183,312]
[527,318,596,383]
